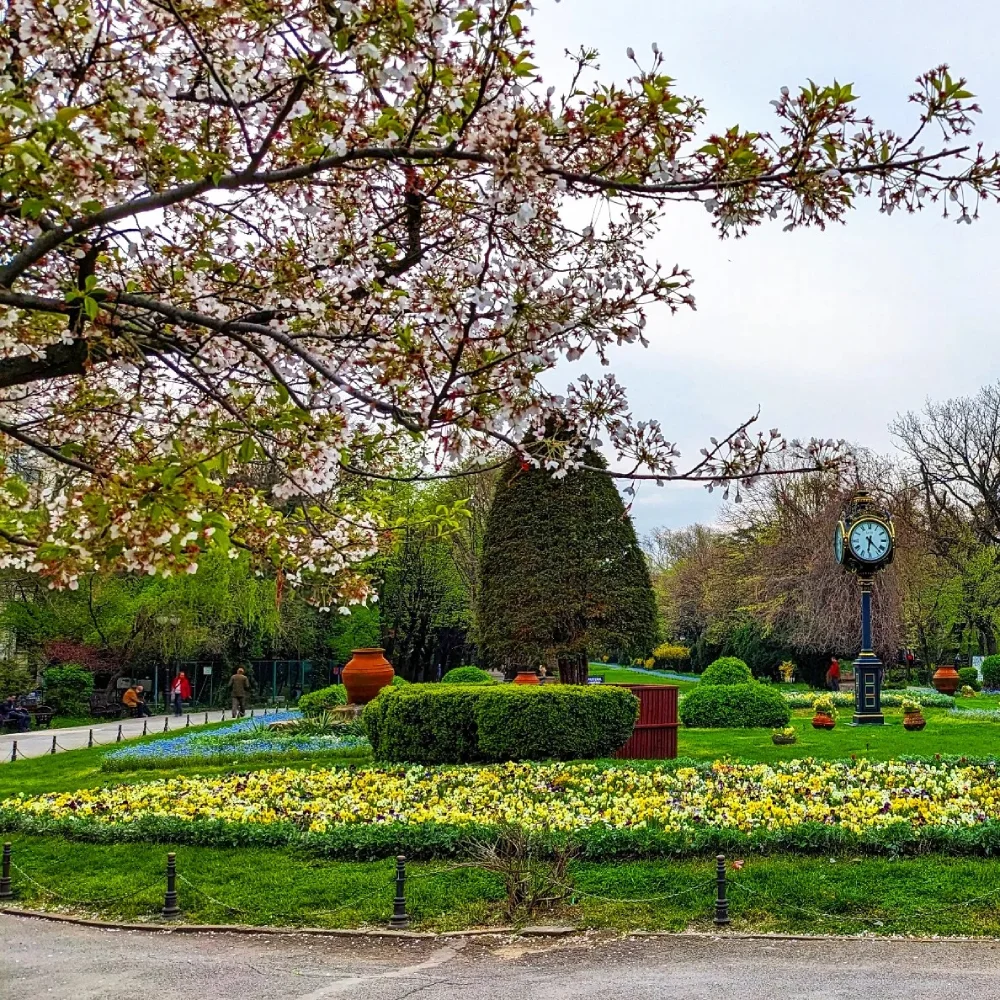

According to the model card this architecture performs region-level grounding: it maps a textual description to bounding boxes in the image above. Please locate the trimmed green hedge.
[700,657,753,686]
[364,684,639,763]
[440,666,495,685]
[679,683,791,728]
[298,684,347,715]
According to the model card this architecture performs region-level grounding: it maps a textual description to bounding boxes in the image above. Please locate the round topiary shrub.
[981,655,1000,690]
[679,683,791,728]
[298,683,348,715]
[700,657,753,686]
[957,666,982,692]
[440,666,495,685]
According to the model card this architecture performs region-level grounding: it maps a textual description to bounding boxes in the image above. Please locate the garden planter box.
[611,684,678,760]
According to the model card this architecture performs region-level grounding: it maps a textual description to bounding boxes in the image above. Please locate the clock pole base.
[850,714,885,726]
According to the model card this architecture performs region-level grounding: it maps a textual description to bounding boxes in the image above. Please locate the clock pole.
[834,489,892,727]
[853,574,884,725]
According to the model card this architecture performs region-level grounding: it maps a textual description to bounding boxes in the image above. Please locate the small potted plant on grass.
[772,726,797,746]
[902,697,926,731]
[960,685,978,699]
[811,693,837,730]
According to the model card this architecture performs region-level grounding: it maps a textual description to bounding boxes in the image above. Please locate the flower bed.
[783,690,956,709]
[8,758,1000,857]
[101,712,370,770]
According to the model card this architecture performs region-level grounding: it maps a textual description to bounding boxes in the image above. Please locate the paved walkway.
[1,916,1000,999]
[0,710,236,761]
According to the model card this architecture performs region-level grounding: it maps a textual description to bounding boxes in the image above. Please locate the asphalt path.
[2,915,999,1000]
[0,710,233,760]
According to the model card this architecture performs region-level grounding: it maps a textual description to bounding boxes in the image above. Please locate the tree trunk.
[557,651,589,685]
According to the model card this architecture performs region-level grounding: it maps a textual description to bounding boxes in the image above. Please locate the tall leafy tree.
[478,446,658,682]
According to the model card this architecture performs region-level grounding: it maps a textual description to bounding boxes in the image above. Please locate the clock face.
[833,523,845,563]
[848,518,891,563]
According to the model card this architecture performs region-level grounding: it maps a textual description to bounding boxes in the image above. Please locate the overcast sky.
[525,0,1000,537]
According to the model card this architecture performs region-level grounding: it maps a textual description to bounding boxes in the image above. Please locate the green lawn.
[679,706,1000,763]
[588,666,700,692]
[4,835,1000,936]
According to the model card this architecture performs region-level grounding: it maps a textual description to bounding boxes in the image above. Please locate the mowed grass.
[679,706,1000,763]
[5,835,1000,936]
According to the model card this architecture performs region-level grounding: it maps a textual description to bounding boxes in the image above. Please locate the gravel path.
[2,914,999,1000]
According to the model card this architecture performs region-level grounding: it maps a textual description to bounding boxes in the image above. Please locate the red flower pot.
[931,666,960,695]
[811,713,836,730]
[513,670,540,685]
[342,648,394,705]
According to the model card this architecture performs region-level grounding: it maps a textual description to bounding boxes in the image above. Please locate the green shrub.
[298,684,348,716]
[0,659,34,701]
[652,644,691,670]
[391,675,409,686]
[364,684,639,763]
[982,656,1000,690]
[679,683,791,728]
[440,666,495,685]
[363,686,481,764]
[958,667,982,692]
[700,657,753,686]
[40,665,94,716]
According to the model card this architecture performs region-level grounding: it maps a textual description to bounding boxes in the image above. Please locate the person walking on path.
[228,668,251,718]
[826,656,841,693]
[169,672,192,716]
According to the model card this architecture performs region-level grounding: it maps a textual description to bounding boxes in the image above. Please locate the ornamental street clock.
[834,489,895,725]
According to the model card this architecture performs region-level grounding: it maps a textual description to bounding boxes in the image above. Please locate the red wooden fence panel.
[612,684,678,759]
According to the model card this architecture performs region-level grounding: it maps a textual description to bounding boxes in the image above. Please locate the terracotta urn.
[811,713,836,730]
[931,666,961,695]
[903,711,927,732]
[342,648,394,705]
[513,670,540,685]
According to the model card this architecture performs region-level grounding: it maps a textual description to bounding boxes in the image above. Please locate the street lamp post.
[156,614,181,711]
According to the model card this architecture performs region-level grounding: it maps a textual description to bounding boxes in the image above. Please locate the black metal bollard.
[389,855,410,929]
[88,729,94,749]
[220,710,226,721]
[250,709,254,719]
[186,714,191,728]
[50,735,57,755]
[142,719,147,736]
[163,717,169,733]
[10,741,16,762]
[0,843,11,900]
[162,852,180,919]
[714,854,730,927]
[116,724,123,742]
[204,712,208,725]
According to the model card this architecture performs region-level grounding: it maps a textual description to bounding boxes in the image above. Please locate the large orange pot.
[513,670,540,685]
[932,666,961,695]
[342,648,394,704]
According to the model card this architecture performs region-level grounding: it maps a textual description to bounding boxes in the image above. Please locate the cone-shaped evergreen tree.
[477,445,659,682]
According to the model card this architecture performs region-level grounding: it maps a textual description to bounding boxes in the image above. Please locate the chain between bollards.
[162,852,181,919]
[0,842,11,900]
[389,855,410,929]
[714,854,730,927]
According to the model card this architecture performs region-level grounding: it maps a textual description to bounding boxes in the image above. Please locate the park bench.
[27,705,54,728]
[89,692,125,719]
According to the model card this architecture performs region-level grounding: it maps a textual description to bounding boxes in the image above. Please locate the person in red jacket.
[825,656,841,693]
[170,671,192,716]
